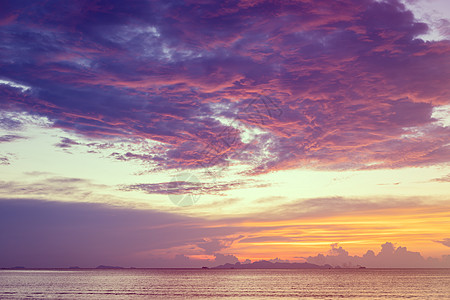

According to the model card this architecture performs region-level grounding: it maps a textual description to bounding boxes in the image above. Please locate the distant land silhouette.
[213,261,333,269]
[1,262,369,270]
[95,265,124,269]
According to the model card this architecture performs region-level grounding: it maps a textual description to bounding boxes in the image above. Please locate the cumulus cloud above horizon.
[307,242,450,268]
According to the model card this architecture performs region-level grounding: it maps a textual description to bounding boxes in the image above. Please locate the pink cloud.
[0,0,448,174]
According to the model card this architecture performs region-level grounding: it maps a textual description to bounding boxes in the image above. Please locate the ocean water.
[0,268,449,299]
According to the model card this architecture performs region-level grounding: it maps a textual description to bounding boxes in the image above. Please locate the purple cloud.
[54,137,80,149]
[0,0,448,173]
[0,198,248,268]
[121,179,270,195]
[0,134,24,143]
[0,156,10,165]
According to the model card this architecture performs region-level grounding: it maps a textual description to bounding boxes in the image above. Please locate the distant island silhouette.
[0,262,370,270]
[95,265,124,269]
[213,261,333,269]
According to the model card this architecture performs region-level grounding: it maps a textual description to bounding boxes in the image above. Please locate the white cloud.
[307,242,450,268]
[432,104,450,127]
[401,0,450,41]
[0,79,31,92]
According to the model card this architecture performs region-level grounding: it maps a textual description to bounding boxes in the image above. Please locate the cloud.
[0,197,449,268]
[260,196,425,220]
[121,179,270,196]
[0,111,52,131]
[435,238,450,247]
[0,134,25,143]
[54,137,80,148]
[197,236,243,255]
[239,236,296,243]
[0,156,10,165]
[0,176,109,202]
[307,242,450,268]
[0,116,23,130]
[268,257,291,263]
[213,253,240,265]
[0,198,250,268]
[0,0,448,173]
[431,173,450,182]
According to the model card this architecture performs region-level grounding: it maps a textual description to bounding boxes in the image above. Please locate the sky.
[0,0,449,268]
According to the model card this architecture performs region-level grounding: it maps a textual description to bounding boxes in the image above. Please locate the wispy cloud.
[0,156,10,165]
[121,179,270,195]
[0,176,110,203]
[435,238,450,247]
[0,134,25,143]
[431,173,450,182]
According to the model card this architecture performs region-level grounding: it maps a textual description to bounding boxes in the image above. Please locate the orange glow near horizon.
[210,205,450,261]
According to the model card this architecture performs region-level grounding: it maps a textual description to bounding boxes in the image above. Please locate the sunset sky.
[0,0,449,268]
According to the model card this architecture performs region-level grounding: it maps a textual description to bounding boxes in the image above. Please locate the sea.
[0,268,449,299]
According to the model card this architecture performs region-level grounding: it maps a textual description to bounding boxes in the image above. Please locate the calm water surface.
[0,269,449,299]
